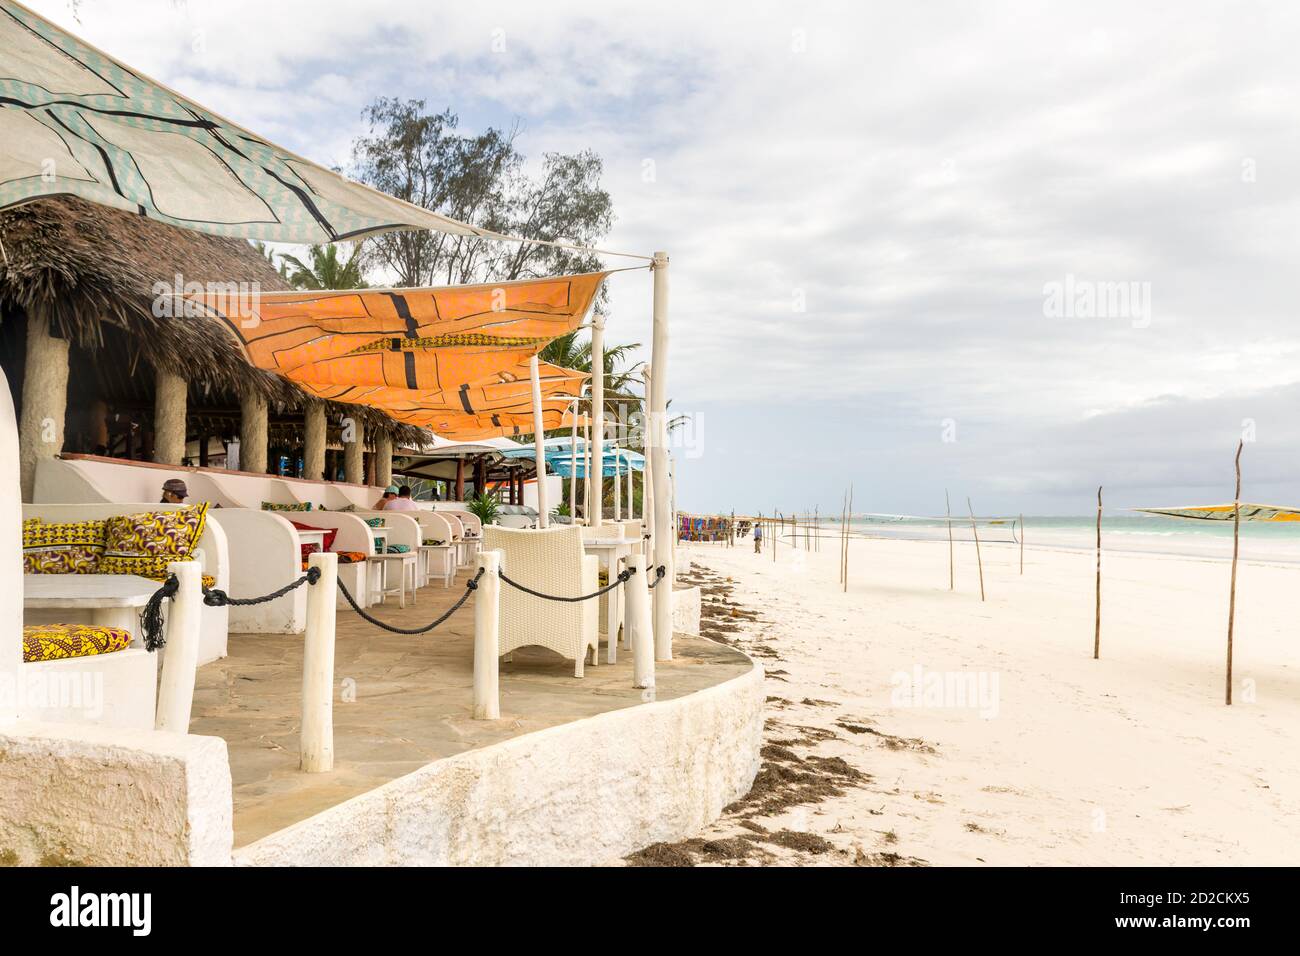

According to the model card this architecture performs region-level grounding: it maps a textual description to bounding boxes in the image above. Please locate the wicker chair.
[482,525,600,677]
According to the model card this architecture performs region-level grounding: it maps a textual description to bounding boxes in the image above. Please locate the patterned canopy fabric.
[418,402,588,441]
[1136,504,1300,522]
[177,272,605,437]
[299,361,588,420]
[0,0,498,243]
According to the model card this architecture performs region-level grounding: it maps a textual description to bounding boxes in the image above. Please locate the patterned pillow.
[22,518,108,574]
[23,623,132,662]
[262,501,313,512]
[422,538,447,546]
[386,544,411,554]
[100,503,209,579]
[336,551,367,563]
[363,517,384,527]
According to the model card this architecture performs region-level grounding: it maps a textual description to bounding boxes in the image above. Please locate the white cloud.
[26,0,1300,512]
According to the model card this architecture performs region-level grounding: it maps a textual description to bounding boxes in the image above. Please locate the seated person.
[384,485,420,511]
[373,485,398,510]
[160,478,188,504]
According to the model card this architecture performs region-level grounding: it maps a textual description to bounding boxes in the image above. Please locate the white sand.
[679,535,1300,866]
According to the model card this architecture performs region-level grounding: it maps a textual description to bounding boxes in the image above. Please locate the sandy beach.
[629,535,1300,866]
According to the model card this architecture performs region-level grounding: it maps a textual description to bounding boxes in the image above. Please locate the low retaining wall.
[236,655,764,866]
[672,585,702,635]
[0,721,232,866]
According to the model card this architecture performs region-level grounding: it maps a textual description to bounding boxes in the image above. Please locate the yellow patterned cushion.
[23,623,133,662]
[22,517,108,574]
[100,503,209,578]
[262,501,313,512]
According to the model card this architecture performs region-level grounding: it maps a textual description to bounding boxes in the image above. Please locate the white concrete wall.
[0,721,233,866]
[672,585,702,636]
[33,456,385,512]
[20,650,157,730]
[234,659,764,866]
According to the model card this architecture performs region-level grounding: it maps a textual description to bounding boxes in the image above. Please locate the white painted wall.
[522,476,563,515]
[0,721,233,866]
[235,659,764,866]
[0,370,22,722]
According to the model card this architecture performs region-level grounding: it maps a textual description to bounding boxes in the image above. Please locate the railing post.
[301,551,337,772]
[155,560,203,733]
[626,554,655,691]
[473,550,501,719]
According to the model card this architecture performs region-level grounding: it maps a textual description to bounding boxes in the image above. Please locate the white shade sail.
[0,0,500,243]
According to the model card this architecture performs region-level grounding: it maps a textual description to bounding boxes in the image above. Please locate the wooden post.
[627,553,656,690]
[303,403,326,480]
[946,490,954,591]
[239,389,269,475]
[300,551,337,771]
[529,355,550,527]
[1094,486,1103,659]
[455,458,465,501]
[155,560,203,732]
[844,485,853,593]
[1019,513,1024,575]
[153,365,188,465]
[1226,443,1243,705]
[967,497,985,602]
[473,550,501,719]
[375,432,393,489]
[18,305,69,500]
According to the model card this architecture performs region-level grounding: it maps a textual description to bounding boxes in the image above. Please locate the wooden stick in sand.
[839,487,848,586]
[1094,486,1102,660]
[1226,441,1243,705]
[1019,513,1024,575]
[844,484,853,593]
[945,489,954,591]
[967,497,985,601]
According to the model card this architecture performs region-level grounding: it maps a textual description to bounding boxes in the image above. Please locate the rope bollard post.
[627,554,655,691]
[473,550,502,720]
[155,560,203,732]
[301,551,337,772]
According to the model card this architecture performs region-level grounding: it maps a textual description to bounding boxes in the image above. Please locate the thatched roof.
[0,196,428,446]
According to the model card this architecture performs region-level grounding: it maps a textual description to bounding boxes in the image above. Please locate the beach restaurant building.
[0,0,760,866]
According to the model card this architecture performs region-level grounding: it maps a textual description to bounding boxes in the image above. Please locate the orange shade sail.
[298,361,588,421]
[185,272,607,393]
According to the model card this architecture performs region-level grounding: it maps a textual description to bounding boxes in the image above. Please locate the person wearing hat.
[160,478,188,504]
[373,485,398,510]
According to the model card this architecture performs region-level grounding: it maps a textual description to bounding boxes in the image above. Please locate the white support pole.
[641,365,654,530]
[473,550,502,719]
[0,370,23,720]
[626,454,634,526]
[300,551,337,772]
[584,415,593,522]
[626,554,655,690]
[155,560,203,733]
[614,449,622,520]
[649,252,674,660]
[569,397,579,519]
[590,314,605,528]
[529,355,550,528]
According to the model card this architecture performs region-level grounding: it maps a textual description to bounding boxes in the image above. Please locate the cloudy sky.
[30,0,1300,515]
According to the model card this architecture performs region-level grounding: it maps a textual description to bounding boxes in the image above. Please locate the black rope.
[498,567,633,602]
[646,565,667,589]
[140,575,179,652]
[202,566,321,607]
[336,567,483,634]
